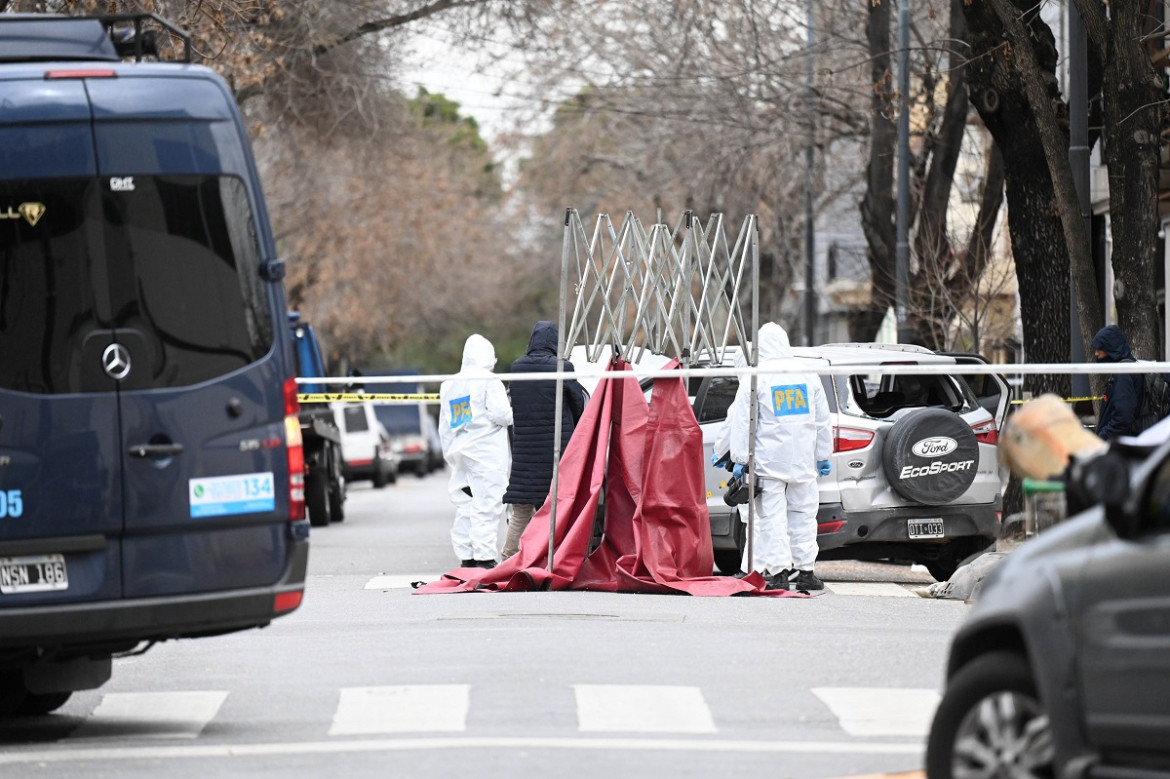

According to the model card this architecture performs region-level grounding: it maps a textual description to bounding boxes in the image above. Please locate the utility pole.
[895,0,913,344]
[804,0,817,346]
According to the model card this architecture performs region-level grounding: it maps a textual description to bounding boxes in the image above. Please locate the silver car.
[694,343,1010,580]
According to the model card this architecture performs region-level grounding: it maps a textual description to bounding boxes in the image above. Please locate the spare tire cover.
[882,408,980,505]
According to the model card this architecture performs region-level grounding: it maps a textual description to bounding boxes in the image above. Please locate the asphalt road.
[0,471,963,779]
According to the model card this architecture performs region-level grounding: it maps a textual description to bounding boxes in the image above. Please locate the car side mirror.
[1066,450,1137,538]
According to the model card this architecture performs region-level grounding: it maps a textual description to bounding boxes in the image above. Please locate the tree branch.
[312,0,489,58]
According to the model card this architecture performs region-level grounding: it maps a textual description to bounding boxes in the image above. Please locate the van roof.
[0,16,119,63]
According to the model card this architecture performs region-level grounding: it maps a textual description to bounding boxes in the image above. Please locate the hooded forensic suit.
[438,334,514,563]
[728,323,832,575]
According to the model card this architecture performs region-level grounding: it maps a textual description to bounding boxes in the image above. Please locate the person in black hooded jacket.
[500,321,588,560]
[1091,324,1144,440]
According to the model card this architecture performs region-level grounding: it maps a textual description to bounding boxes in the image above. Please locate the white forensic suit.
[728,323,832,576]
[438,334,514,564]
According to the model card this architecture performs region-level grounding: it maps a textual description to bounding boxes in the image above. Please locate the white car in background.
[573,343,1010,581]
[332,402,398,488]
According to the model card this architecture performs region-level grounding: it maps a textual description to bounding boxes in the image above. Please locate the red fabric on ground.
[414,359,805,597]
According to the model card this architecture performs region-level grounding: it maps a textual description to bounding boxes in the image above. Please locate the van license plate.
[0,554,68,594]
[907,519,944,539]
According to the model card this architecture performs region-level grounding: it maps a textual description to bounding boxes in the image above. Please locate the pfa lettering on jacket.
[771,384,809,416]
[449,395,473,428]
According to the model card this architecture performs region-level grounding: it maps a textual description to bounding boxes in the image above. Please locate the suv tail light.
[971,419,999,445]
[834,426,875,452]
[284,378,305,521]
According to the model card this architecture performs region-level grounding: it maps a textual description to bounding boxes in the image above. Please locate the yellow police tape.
[298,393,439,403]
[1010,395,1101,405]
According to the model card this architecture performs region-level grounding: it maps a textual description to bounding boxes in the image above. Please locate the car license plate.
[907,518,945,539]
[0,554,68,594]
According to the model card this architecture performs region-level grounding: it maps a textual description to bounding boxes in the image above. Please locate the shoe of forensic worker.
[791,569,824,591]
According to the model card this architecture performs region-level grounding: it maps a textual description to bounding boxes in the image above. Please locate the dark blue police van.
[0,14,309,715]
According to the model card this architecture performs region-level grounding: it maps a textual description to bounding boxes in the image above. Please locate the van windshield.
[0,175,272,394]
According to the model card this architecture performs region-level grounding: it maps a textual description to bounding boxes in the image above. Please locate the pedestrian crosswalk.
[28,685,937,743]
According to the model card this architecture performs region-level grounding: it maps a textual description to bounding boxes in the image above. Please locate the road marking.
[330,685,469,735]
[824,582,918,597]
[69,691,227,740]
[574,685,716,733]
[812,688,939,737]
[0,736,922,764]
[364,574,436,589]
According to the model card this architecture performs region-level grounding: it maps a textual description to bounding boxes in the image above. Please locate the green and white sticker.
[189,472,275,518]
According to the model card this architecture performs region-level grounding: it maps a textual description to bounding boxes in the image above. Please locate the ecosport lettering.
[900,460,974,480]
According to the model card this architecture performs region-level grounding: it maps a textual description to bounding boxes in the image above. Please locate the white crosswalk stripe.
[330,685,470,735]
[69,691,227,740]
[56,684,935,743]
[812,687,940,737]
[574,684,717,733]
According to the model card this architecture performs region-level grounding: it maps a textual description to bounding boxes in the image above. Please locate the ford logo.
[912,437,958,458]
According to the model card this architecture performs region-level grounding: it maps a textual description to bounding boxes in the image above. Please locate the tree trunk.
[962,0,1070,398]
[856,0,897,342]
[1091,0,1167,360]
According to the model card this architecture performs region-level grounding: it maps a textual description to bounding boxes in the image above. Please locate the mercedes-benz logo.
[101,343,132,380]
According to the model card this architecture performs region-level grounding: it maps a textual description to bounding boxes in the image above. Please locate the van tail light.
[971,419,999,445]
[833,426,875,453]
[284,377,305,521]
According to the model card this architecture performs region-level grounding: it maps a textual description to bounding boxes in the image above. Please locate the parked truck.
[289,313,346,526]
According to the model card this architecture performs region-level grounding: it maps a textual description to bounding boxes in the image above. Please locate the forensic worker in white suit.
[728,323,833,591]
[438,334,514,569]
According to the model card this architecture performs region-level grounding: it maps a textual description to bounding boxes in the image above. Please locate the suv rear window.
[343,406,371,433]
[0,175,272,394]
[844,372,971,419]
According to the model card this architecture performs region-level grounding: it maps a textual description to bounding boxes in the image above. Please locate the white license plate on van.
[0,554,68,594]
[907,519,944,539]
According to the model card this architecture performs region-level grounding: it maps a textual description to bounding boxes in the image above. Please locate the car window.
[374,403,423,435]
[846,372,971,419]
[692,375,836,424]
[0,175,272,394]
[343,405,370,433]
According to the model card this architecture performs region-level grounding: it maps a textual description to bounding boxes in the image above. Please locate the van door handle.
[129,443,184,458]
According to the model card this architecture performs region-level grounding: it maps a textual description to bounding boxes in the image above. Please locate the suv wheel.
[883,408,980,505]
[372,452,389,489]
[922,536,993,582]
[713,515,746,575]
[926,651,1054,779]
[0,670,26,717]
[17,691,71,716]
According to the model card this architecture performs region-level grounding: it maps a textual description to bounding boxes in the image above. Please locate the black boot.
[473,559,497,569]
[460,559,475,568]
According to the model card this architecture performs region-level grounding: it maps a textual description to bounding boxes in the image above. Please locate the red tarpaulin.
[414,359,806,597]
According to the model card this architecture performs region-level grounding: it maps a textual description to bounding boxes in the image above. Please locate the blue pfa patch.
[449,395,472,429]
[771,384,810,416]
[189,472,275,518]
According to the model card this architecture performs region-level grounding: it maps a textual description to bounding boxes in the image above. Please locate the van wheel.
[926,651,1053,779]
[17,691,71,716]
[0,670,26,718]
[306,470,332,527]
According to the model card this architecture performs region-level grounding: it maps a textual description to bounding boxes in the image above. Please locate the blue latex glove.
[711,451,730,467]
[817,459,832,476]
[732,463,745,479]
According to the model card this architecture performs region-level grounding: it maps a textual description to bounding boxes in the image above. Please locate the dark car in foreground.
[926,430,1170,778]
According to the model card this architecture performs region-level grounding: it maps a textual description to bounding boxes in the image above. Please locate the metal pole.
[549,208,573,572]
[895,0,913,344]
[746,217,760,574]
[1068,5,1091,397]
[804,0,817,346]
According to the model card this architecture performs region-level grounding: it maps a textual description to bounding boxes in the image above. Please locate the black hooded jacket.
[1091,324,1143,440]
[503,322,588,505]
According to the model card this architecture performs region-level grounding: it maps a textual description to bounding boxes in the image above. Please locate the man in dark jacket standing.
[1091,324,1143,441]
[500,322,588,560]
